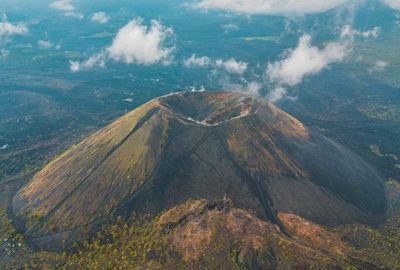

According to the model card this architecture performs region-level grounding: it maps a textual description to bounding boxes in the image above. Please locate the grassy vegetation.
[6,199,400,270]
[4,216,168,270]
[335,180,400,269]
[346,32,400,89]
[0,193,14,240]
[337,223,400,269]
[62,218,170,269]
[358,104,400,122]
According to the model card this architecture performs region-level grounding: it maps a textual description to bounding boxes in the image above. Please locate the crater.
[160,92,256,126]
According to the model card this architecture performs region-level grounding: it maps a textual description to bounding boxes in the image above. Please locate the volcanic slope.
[13,91,386,249]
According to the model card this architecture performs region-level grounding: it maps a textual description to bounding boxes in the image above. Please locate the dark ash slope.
[13,91,386,249]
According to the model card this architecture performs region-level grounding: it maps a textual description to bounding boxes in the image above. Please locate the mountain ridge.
[13,91,386,250]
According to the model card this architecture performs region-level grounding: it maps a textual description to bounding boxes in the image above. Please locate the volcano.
[13,91,386,249]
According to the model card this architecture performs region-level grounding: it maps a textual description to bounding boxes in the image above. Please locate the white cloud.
[381,0,400,10]
[191,0,400,15]
[0,49,9,57]
[69,53,106,72]
[267,87,287,102]
[222,23,240,33]
[216,77,262,94]
[184,54,248,74]
[341,25,381,38]
[38,40,53,49]
[69,61,80,72]
[70,18,175,72]
[220,79,263,95]
[244,81,263,95]
[190,0,348,15]
[216,58,248,74]
[360,27,381,38]
[64,12,84,19]
[369,60,388,73]
[189,85,207,92]
[50,0,74,12]
[38,40,61,49]
[50,0,84,19]
[265,30,353,102]
[183,55,252,94]
[91,12,110,24]
[107,18,174,65]
[0,144,9,150]
[0,15,28,37]
[267,34,349,87]
[184,54,212,67]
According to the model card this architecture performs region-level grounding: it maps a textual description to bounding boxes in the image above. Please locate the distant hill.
[13,91,386,250]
